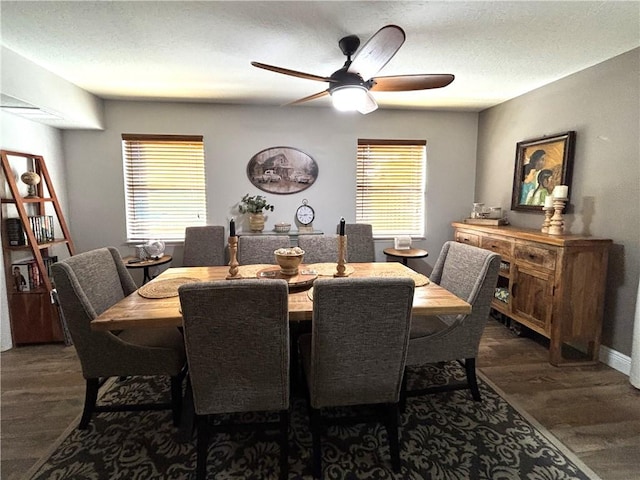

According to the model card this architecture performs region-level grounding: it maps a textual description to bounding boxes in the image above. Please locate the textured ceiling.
[1,1,639,113]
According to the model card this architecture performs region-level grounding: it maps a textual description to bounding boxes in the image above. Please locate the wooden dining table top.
[91,262,471,331]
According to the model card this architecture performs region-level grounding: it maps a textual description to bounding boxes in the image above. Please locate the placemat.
[305,268,429,297]
[237,264,272,278]
[137,277,200,299]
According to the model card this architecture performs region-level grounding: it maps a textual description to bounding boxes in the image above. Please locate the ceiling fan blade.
[357,91,378,115]
[347,25,405,80]
[285,90,329,106]
[251,62,336,83]
[370,74,455,92]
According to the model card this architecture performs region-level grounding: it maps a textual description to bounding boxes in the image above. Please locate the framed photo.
[247,146,318,195]
[11,263,30,292]
[511,131,576,212]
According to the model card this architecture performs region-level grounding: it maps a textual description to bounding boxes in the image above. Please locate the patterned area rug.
[26,362,598,480]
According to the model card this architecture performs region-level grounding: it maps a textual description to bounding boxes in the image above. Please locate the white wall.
[476,48,640,356]
[0,112,69,351]
[62,101,479,278]
[1,47,105,130]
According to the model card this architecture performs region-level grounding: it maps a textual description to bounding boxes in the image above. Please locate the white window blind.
[356,139,427,237]
[122,134,206,242]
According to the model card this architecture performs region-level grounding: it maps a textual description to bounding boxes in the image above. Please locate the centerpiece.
[238,194,274,232]
[274,247,305,275]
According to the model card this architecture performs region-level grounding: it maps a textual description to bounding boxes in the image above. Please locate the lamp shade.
[331,85,370,112]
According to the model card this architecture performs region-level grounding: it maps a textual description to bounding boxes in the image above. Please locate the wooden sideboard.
[452,222,611,366]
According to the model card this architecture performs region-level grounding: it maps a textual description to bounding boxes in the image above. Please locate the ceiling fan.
[251,25,454,114]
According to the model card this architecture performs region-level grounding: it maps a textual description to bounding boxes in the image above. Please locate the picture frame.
[247,146,318,195]
[511,131,576,212]
[11,263,30,292]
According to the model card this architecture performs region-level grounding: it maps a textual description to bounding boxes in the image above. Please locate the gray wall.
[61,101,478,273]
[476,48,640,356]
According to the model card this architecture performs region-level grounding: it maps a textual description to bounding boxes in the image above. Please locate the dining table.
[91,262,471,331]
[91,261,471,441]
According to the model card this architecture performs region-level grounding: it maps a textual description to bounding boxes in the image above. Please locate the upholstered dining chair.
[237,234,290,264]
[336,223,375,262]
[183,225,226,266]
[298,277,414,478]
[50,247,187,430]
[297,234,340,264]
[403,241,500,406]
[178,279,290,480]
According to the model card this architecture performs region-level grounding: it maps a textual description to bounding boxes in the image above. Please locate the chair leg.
[465,358,481,401]
[279,410,289,480]
[78,378,99,430]
[384,404,401,473]
[196,415,210,480]
[170,374,183,426]
[310,407,323,479]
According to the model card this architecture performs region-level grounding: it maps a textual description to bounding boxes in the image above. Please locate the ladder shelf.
[1,150,76,344]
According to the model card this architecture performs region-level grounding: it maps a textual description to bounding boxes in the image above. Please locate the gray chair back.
[183,226,226,266]
[238,235,290,264]
[51,247,138,378]
[179,279,290,415]
[407,241,500,364]
[431,240,500,322]
[336,223,375,262]
[297,234,339,264]
[51,247,186,429]
[307,277,414,408]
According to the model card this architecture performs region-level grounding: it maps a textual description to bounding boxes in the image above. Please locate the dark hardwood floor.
[1,317,639,479]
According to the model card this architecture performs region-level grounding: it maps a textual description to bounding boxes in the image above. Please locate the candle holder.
[541,206,554,233]
[548,197,568,235]
[226,236,242,279]
[334,235,348,277]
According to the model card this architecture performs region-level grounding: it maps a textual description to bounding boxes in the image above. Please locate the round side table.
[123,255,172,284]
[383,247,428,266]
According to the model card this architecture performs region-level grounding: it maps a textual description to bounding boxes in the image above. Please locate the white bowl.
[274,222,291,233]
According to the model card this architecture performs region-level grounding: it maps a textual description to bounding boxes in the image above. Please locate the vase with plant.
[239,194,274,232]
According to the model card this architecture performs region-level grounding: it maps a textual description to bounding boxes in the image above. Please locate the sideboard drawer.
[455,231,480,247]
[514,243,557,270]
[480,236,512,259]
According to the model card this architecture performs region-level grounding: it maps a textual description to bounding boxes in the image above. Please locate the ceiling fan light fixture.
[331,85,370,112]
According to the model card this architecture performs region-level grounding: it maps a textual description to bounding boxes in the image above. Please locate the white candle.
[544,196,554,208]
[553,185,569,198]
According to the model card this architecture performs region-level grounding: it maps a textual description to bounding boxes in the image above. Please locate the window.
[356,139,426,237]
[122,134,206,242]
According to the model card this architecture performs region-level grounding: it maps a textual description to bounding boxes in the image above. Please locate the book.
[5,218,26,246]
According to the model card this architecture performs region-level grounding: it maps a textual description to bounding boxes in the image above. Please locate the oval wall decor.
[247,146,318,195]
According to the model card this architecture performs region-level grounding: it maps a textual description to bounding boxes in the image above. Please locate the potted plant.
[238,194,274,232]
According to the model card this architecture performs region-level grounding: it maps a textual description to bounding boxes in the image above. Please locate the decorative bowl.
[274,247,304,275]
[144,239,166,259]
[274,222,292,233]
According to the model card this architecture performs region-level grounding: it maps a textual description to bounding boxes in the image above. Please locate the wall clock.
[296,199,315,233]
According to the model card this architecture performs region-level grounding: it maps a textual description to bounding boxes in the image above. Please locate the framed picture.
[11,263,30,292]
[247,146,318,195]
[511,131,576,212]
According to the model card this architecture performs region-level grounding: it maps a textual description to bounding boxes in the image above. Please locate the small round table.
[383,247,429,266]
[123,255,172,284]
